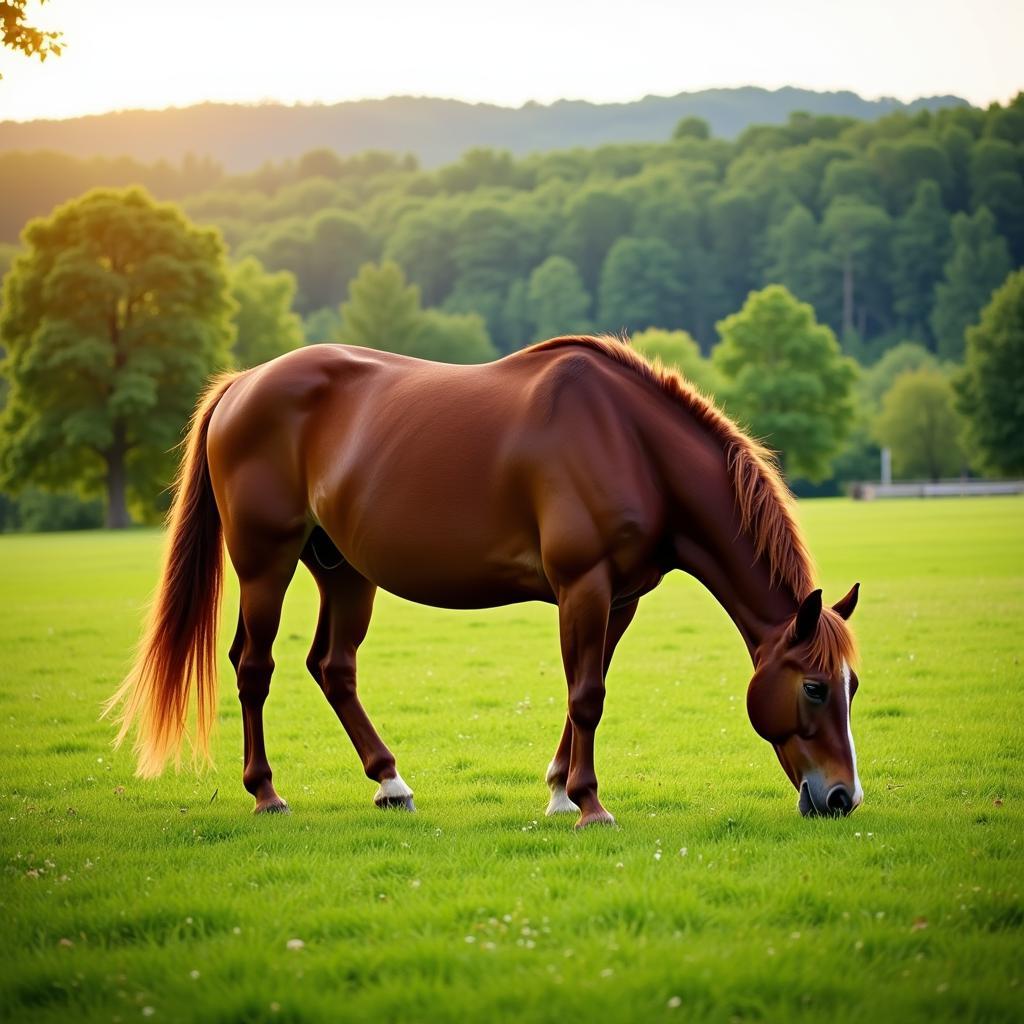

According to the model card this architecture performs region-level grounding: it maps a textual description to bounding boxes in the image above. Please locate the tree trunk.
[841,254,854,340]
[105,421,130,529]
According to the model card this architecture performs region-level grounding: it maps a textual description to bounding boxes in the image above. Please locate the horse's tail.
[103,371,241,778]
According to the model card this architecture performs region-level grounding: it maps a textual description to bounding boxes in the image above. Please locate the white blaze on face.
[842,660,864,807]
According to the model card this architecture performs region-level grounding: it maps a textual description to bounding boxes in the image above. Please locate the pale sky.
[0,0,1021,122]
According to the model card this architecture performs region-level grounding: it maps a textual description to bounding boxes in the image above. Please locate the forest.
[1,93,1022,528]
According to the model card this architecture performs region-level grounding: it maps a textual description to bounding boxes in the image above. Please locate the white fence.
[851,480,1024,500]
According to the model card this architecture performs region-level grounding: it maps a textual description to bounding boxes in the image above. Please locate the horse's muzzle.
[799,779,856,817]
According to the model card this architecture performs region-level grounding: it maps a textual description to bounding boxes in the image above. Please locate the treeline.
[1,97,1023,529]
[2,96,1021,367]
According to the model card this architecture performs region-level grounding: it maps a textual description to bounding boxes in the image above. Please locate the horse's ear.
[790,589,822,646]
[833,582,860,621]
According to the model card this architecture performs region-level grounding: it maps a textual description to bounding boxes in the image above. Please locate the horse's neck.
[650,413,799,663]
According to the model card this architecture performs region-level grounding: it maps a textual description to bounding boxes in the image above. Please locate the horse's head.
[746,584,862,817]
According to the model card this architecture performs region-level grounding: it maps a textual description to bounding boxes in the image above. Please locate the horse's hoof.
[545,786,580,816]
[254,798,290,815]
[375,794,416,812]
[374,774,414,811]
[575,809,616,830]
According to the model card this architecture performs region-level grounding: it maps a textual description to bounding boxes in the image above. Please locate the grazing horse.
[107,335,862,826]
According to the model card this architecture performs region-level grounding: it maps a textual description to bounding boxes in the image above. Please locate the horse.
[106,335,863,827]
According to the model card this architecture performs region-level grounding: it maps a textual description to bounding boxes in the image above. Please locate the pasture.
[1,497,1022,1023]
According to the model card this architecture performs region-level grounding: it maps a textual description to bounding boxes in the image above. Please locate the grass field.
[1,497,1022,1023]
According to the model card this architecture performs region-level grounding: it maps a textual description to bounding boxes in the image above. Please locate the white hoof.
[545,785,580,816]
[374,773,415,810]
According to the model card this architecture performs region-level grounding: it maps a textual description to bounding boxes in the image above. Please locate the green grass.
[1,497,1022,1023]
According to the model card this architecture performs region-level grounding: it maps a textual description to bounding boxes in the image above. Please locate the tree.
[631,328,721,395]
[673,117,710,141]
[874,368,964,481]
[598,237,685,333]
[890,181,951,342]
[410,309,497,364]
[956,270,1024,475]
[931,207,1012,361]
[1,1,62,71]
[338,261,422,354]
[337,260,498,364]
[553,188,632,292]
[762,204,832,315]
[821,196,892,342]
[229,257,303,369]
[0,187,234,527]
[712,285,857,481]
[384,205,457,308]
[304,306,341,344]
[526,256,591,340]
[860,341,938,411]
[242,210,375,315]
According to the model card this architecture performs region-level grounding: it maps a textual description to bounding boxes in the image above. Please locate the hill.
[0,87,968,170]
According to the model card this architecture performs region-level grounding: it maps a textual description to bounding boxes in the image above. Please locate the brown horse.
[106,335,862,826]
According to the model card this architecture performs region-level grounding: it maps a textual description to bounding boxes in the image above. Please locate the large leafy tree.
[713,285,857,481]
[874,368,964,481]
[956,270,1024,475]
[229,257,303,369]
[931,208,1013,361]
[526,255,591,341]
[0,187,234,527]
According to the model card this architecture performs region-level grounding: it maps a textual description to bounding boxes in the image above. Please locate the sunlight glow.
[0,0,1021,122]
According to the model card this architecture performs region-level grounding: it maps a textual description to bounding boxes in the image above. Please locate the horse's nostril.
[826,785,853,816]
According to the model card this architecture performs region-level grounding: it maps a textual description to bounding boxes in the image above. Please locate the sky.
[0,0,1021,122]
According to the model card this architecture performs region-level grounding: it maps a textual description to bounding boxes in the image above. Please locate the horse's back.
[208,342,661,606]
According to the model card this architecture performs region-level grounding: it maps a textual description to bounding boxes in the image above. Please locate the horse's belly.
[353,543,554,609]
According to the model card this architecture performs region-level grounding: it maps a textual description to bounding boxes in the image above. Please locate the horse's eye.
[803,681,828,704]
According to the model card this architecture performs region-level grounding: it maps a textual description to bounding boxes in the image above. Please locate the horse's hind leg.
[302,538,413,811]
[545,597,637,818]
[227,530,306,814]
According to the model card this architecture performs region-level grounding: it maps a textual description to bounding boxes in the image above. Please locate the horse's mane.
[527,334,857,672]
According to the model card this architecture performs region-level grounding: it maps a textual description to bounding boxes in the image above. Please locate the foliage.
[0,485,102,532]
[874,367,964,480]
[338,261,497,363]
[631,327,721,395]
[860,341,938,411]
[598,237,685,333]
[240,209,377,315]
[930,207,1013,361]
[526,256,591,341]
[0,187,234,527]
[338,261,422,353]
[410,309,497,364]
[956,269,1024,474]
[1,0,62,70]
[229,257,303,369]
[713,285,857,481]
[303,306,341,345]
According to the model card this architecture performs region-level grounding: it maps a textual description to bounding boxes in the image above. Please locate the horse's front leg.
[546,598,638,816]
[556,564,616,828]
